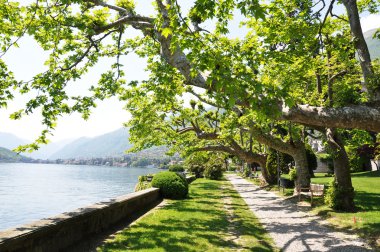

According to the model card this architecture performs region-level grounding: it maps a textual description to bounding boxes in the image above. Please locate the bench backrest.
[310,184,324,192]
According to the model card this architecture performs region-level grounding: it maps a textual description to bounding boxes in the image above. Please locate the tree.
[1,0,378,211]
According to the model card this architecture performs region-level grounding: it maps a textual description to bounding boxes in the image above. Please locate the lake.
[0,163,159,231]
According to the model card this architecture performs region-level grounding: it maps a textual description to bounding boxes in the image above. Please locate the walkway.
[225,174,372,252]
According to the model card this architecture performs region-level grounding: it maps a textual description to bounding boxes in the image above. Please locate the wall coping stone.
[0,187,160,248]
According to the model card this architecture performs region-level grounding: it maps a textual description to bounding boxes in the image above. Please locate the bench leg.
[311,195,313,207]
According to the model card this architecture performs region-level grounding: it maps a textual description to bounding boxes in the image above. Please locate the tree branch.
[86,0,128,14]
[281,103,380,132]
[94,16,154,35]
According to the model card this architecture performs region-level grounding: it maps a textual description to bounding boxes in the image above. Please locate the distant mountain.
[0,132,75,159]
[50,128,132,159]
[0,147,32,163]
[364,28,380,59]
[27,139,75,160]
[0,132,27,150]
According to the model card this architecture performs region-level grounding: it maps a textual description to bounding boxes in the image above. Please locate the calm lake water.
[0,163,159,231]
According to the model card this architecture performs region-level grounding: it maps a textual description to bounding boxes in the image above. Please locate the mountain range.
[0,128,166,160]
[0,147,32,163]
[364,28,380,59]
[49,128,132,159]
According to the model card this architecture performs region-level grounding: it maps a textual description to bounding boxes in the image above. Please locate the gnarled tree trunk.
[326,129,355,211]
[292,143,311,188]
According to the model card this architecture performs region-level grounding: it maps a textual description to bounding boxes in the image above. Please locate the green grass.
[97,178,277,252]
[310,171,380,249]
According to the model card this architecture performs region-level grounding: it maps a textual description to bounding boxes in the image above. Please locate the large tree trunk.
[255,159,272,184]
[250,127,310,187]
[326,128,355,211]
[292,144,311,188]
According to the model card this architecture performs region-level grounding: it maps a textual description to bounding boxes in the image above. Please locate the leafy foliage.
[185,153,208,178]
[289,168,297,181]
[0,0,378,213]
[168,164,185,172]
[204,158,225,180]
[305,146,317,177]
[266,149,293,184]
[151,171,188,199]
[325,179,355,211]
[134,174,154,192]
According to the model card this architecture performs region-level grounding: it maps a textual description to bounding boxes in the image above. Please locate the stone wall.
[0,188,162,252]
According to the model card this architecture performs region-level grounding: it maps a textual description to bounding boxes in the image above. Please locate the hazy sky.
[0,1,379,142]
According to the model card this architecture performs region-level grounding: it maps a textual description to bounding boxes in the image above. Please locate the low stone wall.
[0,188,162,252]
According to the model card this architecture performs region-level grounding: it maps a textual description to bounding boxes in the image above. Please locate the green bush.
[348,154,367,172]
[135,174,154,192]
[289,168,297,181]
[135,181,152,191]
[325,179,355,210]
[204,158,224,180]
[204,165,223,180]
[266,149,293,184]
[242,165,251,178]
[151,171,188,199]
[185,153,207,178]
[306,147,317,177]
[168,164,185,172]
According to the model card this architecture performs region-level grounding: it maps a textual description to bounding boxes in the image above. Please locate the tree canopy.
[1,0,380,210]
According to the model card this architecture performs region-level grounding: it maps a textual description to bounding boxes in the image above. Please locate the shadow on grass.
[98,179,275,252]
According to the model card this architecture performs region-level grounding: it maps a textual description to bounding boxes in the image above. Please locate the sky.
[0,1,379,143]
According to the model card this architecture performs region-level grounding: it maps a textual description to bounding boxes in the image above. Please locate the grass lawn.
[97,178,277,252]
[310,171,380,248]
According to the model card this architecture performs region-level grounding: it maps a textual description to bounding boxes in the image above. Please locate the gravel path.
[226,174,372,252]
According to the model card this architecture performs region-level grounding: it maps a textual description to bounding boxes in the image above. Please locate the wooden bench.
[297,184,325,206]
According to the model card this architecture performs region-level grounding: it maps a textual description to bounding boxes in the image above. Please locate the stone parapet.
[0,188,162,252]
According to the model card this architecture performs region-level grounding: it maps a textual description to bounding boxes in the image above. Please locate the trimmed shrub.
[151,171,188,199]
[168,164,185,172]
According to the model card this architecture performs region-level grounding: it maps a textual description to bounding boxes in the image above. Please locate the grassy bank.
[97,178,277,252]
[310,171,380,248]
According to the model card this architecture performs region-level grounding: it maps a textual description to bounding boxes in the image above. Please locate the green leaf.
[161,27,172,38]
